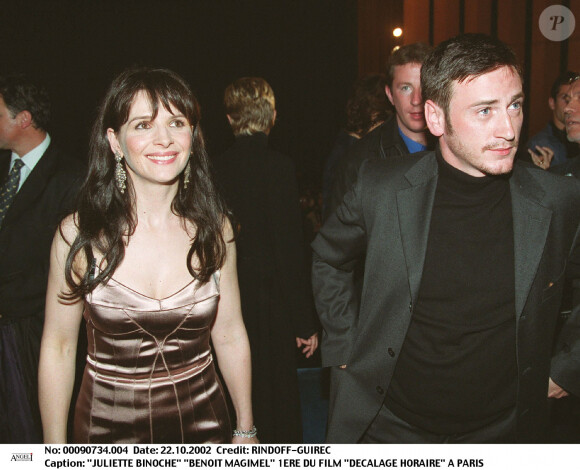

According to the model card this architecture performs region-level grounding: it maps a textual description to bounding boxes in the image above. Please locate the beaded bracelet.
[232,424,258,439]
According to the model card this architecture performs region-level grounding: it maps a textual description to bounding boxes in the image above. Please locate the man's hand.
[528,145,554,170]
[296,332,319,358]
[548,378,569,398]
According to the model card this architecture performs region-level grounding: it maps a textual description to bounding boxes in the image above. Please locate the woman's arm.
[38,216,85,443]
[211,220,257,443]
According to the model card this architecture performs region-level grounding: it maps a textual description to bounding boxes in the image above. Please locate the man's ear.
[106,128,121,156]
[18,110,33,129]
[385,85,394,106]
[548,97,556,111]
[424,100,445,137]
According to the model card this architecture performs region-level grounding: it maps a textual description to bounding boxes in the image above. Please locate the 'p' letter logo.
[539,5,575,41]
[550,15,564,31]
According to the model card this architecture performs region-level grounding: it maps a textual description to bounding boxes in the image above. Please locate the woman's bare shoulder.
[56,213,80,246]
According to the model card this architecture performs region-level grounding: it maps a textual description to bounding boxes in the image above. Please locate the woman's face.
[107,91,193,190]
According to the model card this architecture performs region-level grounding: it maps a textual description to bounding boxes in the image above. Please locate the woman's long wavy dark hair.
[63,67,228,299]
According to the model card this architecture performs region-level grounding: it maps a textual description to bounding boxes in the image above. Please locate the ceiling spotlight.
[393,27,403,38]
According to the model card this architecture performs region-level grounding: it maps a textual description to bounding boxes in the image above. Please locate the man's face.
[385,62,426,142]
[0,96,19,151]
[564,78,580,143]
[549,83,571,128]
[426,66,523,177]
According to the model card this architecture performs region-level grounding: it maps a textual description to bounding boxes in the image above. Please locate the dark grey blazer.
[327,114,408,218]
[312,151,580,443]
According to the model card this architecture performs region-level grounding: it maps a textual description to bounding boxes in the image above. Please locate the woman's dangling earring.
[114,152,127,194]
[183,159,191,189]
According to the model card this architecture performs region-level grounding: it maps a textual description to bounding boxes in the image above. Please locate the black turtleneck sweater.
[385,153,517,435]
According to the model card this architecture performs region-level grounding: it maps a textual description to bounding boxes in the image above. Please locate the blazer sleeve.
[311,169,367,367]
[551,223,580,396]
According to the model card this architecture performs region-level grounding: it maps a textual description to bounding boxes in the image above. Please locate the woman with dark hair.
[38,67,256,444]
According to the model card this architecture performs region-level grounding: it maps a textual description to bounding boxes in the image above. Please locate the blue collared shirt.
[398,127,427,153]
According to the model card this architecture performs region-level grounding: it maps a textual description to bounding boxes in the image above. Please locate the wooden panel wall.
[464,0,493,34]
[361,0,580,141]
[357,0,404,76]
[568,0,580,72]
[402,0,430,46]
[433,0,460,44]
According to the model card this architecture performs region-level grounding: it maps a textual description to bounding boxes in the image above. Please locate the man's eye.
[510,101,522,110]
[401,85,411,92]
[479,108,490,115]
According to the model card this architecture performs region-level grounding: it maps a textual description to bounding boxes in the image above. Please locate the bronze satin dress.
[73,273,232,443]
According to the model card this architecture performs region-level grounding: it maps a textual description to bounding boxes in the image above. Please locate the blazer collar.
[379,114,408,156]
[396,152,439,303]
[0,150,10,181]
[234,132,268,148]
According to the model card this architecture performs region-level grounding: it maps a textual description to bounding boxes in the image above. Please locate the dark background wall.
[0,0,358,191]
[4,0,575,189]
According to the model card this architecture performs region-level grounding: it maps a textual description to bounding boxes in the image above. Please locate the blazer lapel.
[510,166,552,318]
[1,144,58,229]
[396,153,439,303]
[0,151,10,183]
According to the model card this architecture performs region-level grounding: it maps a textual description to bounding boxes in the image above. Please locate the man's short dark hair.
[551,71,579,100]
[421,33,522,118]
[0,74,51,131]
[386,43,432,88]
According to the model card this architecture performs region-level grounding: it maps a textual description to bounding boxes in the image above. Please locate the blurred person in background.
[322,74,390,219]
[215,77,318,443]
[527,71,579,170]
[0,73,82,443]
[551,75,580,177]
[327,42,434,217]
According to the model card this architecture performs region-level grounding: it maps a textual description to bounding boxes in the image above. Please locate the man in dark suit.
[0,74,82,442]
[328,42,434,217]
[527,71,579,168]
[312,34,580,443]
